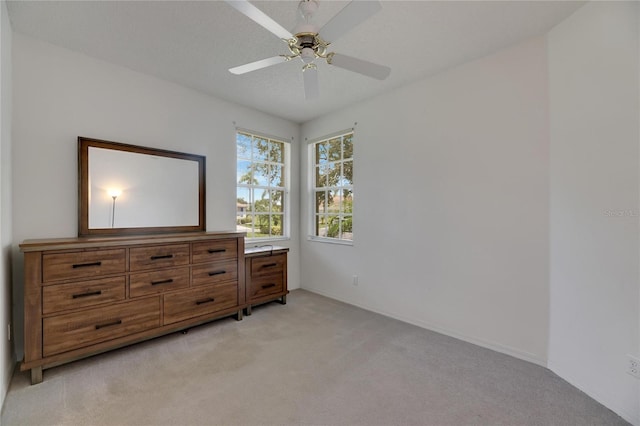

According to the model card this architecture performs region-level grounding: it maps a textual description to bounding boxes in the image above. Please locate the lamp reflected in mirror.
[107,188,122,228]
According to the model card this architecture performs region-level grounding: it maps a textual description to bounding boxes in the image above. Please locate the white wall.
[0,0,13,413]
[11,33,301,359]
[548,2,640,424]
[301,37,551,365]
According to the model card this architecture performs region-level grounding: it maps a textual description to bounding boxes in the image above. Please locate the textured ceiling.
[6,0,584,123]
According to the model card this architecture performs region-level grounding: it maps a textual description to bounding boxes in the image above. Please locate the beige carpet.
[1,290,628,425]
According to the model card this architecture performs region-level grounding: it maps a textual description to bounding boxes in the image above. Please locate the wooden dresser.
[20,232,245,384]
[244,246,289,315]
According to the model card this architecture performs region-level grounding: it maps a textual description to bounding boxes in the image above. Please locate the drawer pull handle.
[95,319,122,330]
[151,279,174,286]
[72,261,102,269]
[261,263,277,268]
[196,297,215,305]
[208,249,226,254]
[150,254,174,260]
[208,270,226,276]
[261,283,276,289]
[72,290,102,299]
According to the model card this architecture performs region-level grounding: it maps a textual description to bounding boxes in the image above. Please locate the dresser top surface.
[20,231,246,252]
[244,245,289,257]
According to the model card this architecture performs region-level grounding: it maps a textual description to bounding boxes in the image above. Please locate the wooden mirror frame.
[78,137,206,236]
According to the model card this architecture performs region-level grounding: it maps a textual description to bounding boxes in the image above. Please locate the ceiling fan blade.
[303,67,319,100]
[319,1,382,43]
[225,0,293,40]
[229,56,287,75]
[328,53,390,80]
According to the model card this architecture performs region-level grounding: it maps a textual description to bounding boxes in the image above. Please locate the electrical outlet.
[627,355,640,379]
[352,275,359,286]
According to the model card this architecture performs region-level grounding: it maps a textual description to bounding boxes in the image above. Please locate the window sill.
[307,236,353,246]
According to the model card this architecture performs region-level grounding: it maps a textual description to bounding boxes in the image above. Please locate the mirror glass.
[79,137,206,236]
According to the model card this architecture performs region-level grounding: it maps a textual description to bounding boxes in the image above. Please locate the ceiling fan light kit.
[225,0,391,100]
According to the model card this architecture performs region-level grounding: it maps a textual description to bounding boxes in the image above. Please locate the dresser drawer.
[43,249,126,283]
[43,298,160,356]
[192,239,237,264]
[250,254,286,278]
[248,273,284,299]
[130,267,190,298]
[129,244,190,272]
[43,276,126,315]
[192,260,238,287]
[163,282,238,325]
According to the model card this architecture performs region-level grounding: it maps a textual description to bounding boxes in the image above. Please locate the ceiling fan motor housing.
[293,0,321,56]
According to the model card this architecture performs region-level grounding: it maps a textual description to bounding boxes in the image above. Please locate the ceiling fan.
[225,0,391,100]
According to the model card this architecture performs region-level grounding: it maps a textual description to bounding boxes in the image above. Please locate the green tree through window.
[237,132,288,239]
[312,132,353,241]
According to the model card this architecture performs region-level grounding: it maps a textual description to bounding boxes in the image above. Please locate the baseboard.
[302,286,547,367]
[547,360,640,426]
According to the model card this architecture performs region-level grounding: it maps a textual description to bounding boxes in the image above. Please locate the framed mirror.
[78,137,206,236]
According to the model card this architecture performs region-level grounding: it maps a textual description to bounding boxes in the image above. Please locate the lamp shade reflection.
[107,188,122,198]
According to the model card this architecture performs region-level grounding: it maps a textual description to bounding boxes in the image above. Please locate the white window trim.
[236,130,291,241]
[307,129,355,245]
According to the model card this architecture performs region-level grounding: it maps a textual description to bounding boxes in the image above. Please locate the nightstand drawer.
[163,282,237,325]
[130,267,190,298]
[249,273,284,299]
[192,239,238,264]
[43,298,160,356]
[129,244,190,272]
[43,249,125,283]
[192,260,238,287]
[43,276,126,315]
[250,254,285,278]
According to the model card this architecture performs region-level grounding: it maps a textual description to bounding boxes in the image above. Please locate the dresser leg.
[30,367,43,385]
[280,295,287,305]
[245,305,252,316]
[236,309,243,321]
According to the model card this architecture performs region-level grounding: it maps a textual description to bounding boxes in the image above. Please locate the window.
[311,132,353,241]
[236,131,288,239]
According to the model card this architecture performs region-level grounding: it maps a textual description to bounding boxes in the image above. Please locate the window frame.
[236,130,290,242]
[308,130,354,245]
